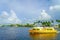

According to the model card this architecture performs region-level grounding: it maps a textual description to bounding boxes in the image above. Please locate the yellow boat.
[29,27,57,34]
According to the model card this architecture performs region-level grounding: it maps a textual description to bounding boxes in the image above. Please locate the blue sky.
[0,0,60,24]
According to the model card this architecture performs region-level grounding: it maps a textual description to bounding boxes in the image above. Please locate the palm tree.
[51,20,54,26]
[41,21,51,27]
[56,20,60,28]
[56,20,60,23]
[33,20,42,26]
[33,20,52,27]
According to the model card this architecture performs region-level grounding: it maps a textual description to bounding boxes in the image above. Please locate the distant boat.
[29,27,57,34]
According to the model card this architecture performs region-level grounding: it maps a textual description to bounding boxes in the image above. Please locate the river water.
[0,27,60,40]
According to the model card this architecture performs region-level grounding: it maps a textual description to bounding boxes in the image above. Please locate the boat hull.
[29,30,57,34]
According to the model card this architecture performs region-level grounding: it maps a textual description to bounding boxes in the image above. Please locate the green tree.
[25,23,34,27]
[41,21,51,27]
[56,20,60,28]
[56,20,60,23]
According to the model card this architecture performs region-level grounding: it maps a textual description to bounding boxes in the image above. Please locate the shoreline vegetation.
[0,20,60,28]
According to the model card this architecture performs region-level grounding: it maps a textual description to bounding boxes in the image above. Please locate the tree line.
[0,19,60,28]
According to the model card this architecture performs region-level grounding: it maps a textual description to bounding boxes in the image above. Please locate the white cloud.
[0,10,22,24]
[0,11,9,24]
[0,11,9,18]
[49,6,53,10]
[39,10,51,21]
[8,10,22,24]
[49,5,60,10]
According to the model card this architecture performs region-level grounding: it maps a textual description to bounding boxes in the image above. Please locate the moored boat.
[29,27,57,34]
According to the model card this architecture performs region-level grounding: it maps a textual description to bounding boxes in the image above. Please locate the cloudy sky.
[0,0,60,24]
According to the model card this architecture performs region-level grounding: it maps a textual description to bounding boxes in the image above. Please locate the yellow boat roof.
[33,27,54,29]
[33,27,43,29]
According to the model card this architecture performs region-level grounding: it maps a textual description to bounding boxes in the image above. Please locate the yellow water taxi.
[29,27,57,34]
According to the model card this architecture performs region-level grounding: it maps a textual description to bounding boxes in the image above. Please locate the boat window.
[47,29,52,30]
[32,29,40,30]
[33,29,36,30]
[37,29,40,30]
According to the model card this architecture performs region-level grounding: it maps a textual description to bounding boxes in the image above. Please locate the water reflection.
[29,33,57,40]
